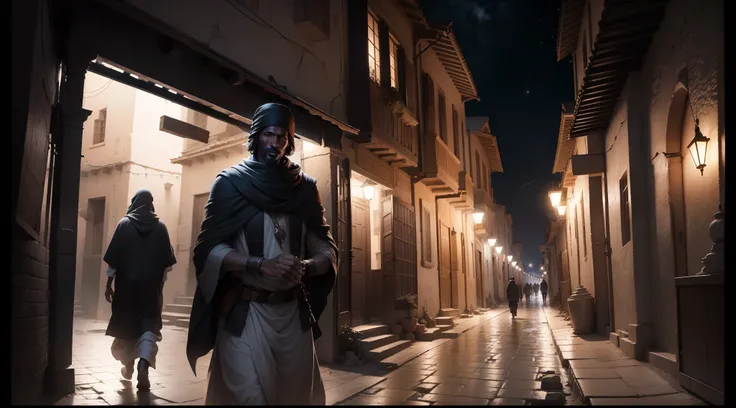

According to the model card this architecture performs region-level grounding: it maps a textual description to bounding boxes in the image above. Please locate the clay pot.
[414,323,426,335]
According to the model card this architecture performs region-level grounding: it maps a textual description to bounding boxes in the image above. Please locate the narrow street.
[59,295,581,406]
[340,295,580,406]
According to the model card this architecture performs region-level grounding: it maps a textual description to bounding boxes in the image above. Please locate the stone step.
[169,318,190,328]
[435,329,460,339]
[353,324,389,339]
[460,313,473,318]
[175,296,195,305]
[163,303,193,315]
[435,316,455,327]
[364,340,412,361]
[439,308,461,318]
[162,311,189,321]
[415,327,440,342]
[359,334,400,351]
[435,324,454,332]
[616,329,629,338]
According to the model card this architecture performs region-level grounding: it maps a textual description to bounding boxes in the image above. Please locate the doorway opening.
[349,172,389,326]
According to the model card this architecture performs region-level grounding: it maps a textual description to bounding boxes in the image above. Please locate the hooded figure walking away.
[524,283,533,303]
[103,189,176,390]
[540,279,549,304]
[506,277,521,318]
[186,103,337,405]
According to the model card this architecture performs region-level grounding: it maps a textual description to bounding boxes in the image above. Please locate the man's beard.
[263,147,284,166]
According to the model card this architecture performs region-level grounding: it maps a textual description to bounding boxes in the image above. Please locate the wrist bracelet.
[247,256,265,275]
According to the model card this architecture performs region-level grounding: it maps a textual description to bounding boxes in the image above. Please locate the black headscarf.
[125,189,159,236]
[246,102,296,156]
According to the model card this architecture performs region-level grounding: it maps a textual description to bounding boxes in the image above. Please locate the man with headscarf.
[506,277,520,319]
[103,189,176,391]
[186,103,338,405]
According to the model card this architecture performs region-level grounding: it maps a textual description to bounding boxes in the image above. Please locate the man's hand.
[105,285,114,303]
[261,254,305,283]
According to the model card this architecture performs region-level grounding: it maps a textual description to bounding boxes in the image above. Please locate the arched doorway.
[664,84,689,279]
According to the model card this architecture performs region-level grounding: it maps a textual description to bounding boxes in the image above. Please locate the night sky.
[421,0,574,270]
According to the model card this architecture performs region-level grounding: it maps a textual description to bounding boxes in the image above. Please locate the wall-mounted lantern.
[556,204,566,216]
[495,246,503,254]
[687,119,710,176]
[488,238,497,246]
[473,212,485,224]
[549,189,562,208]
[507,255,514,262]
[361,179,377,200]
[511,261,517,267]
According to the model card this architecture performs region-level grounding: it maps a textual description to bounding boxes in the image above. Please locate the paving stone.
[490,397,528,405]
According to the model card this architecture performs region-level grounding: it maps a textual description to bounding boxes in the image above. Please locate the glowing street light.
[556,205,566,216]
[472,211,485,224]
[687,119,710,176]
[488,238,497,246]
[361,179,377,201]
[495,246,503,254]
[548,189,562,208]
[507,255,514,262]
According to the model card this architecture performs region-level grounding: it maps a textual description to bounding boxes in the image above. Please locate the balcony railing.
[450,170,474,210]
[474,187,493,212]
[423,135,460,192]
[366,82,419,167]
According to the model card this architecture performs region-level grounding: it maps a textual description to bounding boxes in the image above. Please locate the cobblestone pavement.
[339,295,582,406]
[57,319,387,405]
[58,295,579,405]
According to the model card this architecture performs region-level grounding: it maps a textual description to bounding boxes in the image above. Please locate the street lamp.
[361,179,377,201]
[488,238,497,246]
[687,119,710,176]
[511,261,517,267]
[472,211,485,224]
[556,205,566,216]
[548,189,562,208]
[507,255,514,262]
[495,246,503,254]
[529,263,533,268]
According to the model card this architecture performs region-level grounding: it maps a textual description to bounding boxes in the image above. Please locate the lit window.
[389,38,399,89]
[368,13,380,83]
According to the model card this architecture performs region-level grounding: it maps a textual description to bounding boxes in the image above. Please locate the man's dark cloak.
[104,189,177,340]
[185,157,338,375]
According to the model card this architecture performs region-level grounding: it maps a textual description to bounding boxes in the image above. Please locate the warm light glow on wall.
[302,138,321,154]
[556,205,566,216]
[472,212,485,224]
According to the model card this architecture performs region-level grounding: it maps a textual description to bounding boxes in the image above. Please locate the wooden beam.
[159,115,210,143]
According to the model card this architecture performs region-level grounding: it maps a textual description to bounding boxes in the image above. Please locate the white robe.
[105,266,171,368]
[199,214,328,405]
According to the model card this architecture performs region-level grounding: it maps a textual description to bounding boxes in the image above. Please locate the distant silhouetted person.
[524,282,532,302]
[534,283,539,297]
[506,277,521,318]
[540,279,549,304]
[103,189,176,390]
